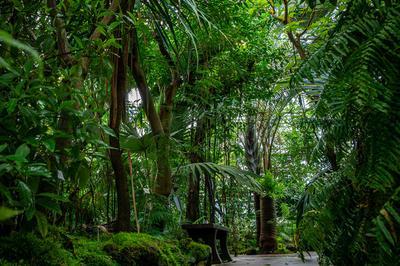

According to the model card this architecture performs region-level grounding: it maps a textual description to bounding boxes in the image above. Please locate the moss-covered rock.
[73,237,117,266]
[178,238,211,265]
[0,231,210,266]
[103,233,188,265]
[0,232,78,266]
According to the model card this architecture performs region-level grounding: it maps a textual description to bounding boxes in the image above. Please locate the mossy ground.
[0,230,210,266]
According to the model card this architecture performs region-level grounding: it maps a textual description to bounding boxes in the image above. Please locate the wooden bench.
[182,223,232,264]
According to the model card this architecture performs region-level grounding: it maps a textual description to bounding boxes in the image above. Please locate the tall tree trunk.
[109,33,130,232]
[186,118,206,222]
[129,27,172,196]
[205,174,215,224]
[244,117,262,246]
[186,172,200,222]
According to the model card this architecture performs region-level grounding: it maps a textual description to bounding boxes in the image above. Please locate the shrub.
[0,232,78,266]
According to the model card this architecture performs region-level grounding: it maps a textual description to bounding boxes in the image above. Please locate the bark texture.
[259,195,277,252]
[129,27,173,196]
[109,33,131,232]
[186,118,206,222]
[244,118,262,245]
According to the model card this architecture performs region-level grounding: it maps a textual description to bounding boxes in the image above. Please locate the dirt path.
[219,253,319,266]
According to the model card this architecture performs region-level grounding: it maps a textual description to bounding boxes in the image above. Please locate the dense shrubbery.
[0,231,210,266]
[0,233,76,265]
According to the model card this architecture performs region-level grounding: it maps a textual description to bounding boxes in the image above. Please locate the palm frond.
[177,162,263,194]
[294,1,400,264]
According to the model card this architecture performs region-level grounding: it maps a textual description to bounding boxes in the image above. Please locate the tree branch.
[47,0,74,66]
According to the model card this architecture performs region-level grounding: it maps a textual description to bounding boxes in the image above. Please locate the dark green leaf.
[376,216,395,246]
[17,180,32,208]
[36,197,61,214]
[35,211,48,237]
[37,192,69,202]
[77,163,90,188]
[0,144,7,153]
[43,139,55,152]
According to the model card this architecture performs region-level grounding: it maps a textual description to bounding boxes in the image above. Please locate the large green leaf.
[17,180,33,208]
[15,144,30,159]
[43,139,56,152]
[0,30,40,60]
[179,162,263,194]
[6,144,30,164]
[35,211,48,238]
[121,133,155,153]
[0,206,21,221]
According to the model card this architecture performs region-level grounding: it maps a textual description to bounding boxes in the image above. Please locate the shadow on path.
[218,252,318,266]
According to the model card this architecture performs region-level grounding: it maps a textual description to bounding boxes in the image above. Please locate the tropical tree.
[295,0,400,264]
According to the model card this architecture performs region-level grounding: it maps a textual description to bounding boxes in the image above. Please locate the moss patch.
[103,233,188,265]
[179,238,211,264]
[0,232,78,266]
[0,231,210,266]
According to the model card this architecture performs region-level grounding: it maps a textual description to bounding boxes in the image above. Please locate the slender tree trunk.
[259,147,277,253]
[129,27,172,196]
[186,118,206,222]
[186,172,200,222]
[108,34,131,232]
[128,152,140,232]
[287,31,306,60]
[205,174,215,224]
[254,193,261,246]
[244,117,262,246]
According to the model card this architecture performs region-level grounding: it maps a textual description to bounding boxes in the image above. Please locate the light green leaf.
[0,30,42,76]
[15,144,30,159]
[0,30,40,60]
[7,98,18,113]
[0,206,21,221]
[43,139,55,152]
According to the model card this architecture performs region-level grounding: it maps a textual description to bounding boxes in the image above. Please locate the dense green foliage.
[0,230,210,265]
[294,1,400,265]
[0,0,399,265]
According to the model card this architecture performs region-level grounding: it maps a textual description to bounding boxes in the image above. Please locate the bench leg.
[219,231,232,262]
[204,229,222,264]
